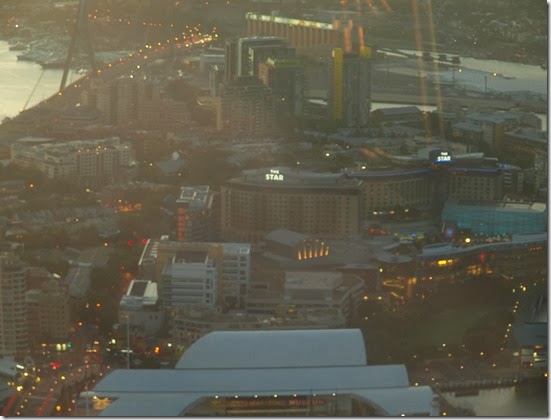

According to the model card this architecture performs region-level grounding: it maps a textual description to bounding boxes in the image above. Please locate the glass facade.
[442,201,547,235]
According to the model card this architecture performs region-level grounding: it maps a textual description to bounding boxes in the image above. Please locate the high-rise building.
[246,42,294,77]
[85,76,189,129]
[116,76,139,124]
[225,37,289,81]
[217,76,276,137]
[330,47,372,128]
[0,253,28,357]
[26,277,71,345]
[224,38,239,83]
[259,57,304,123]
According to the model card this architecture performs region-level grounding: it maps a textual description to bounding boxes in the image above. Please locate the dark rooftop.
[174,250,208,263]
[129,281,148,297]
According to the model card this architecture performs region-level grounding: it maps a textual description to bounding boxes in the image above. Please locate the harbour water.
[396,48,548,96]
[0,40,65,122]
[2,39,546,131]
[443,385,548,416]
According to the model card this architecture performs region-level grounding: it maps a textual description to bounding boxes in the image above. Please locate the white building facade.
[160,251,217,308]
[119,280,163,337]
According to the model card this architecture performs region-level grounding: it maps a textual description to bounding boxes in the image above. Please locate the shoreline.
[370,91,540,113]
[366,36,547,68]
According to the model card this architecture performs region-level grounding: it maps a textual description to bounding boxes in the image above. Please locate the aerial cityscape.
[0,0,547,416]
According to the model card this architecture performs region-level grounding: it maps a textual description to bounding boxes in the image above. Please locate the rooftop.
[174,250,209,264]
[92,329,436,416]
[175,329,366,369]
[231,167,362,189]
[284,271,342,291]
[449,200,547,213]
[265,229,308,246]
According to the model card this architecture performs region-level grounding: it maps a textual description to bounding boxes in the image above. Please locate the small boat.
[9,41,29,51]
[41,61,65,69]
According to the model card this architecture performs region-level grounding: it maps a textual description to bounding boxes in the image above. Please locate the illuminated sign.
[208,396,326,410]
[246,12,334,30]
[265,169,284,181]
[435,151,452,163]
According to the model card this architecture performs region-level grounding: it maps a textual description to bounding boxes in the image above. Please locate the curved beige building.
[221,167,362,242]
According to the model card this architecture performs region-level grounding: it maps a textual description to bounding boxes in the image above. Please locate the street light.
[121,313,131,369]
[126,316,130,369]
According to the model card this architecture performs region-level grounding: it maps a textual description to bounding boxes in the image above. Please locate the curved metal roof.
[91,329,437,416]
[175,329,367,369]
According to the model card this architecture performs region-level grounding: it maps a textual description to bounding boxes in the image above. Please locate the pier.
[434,376,519,394]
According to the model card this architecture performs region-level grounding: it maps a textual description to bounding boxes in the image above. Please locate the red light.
[50,362,61,369]
[128,240,134,246]
[141,239,147,244]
